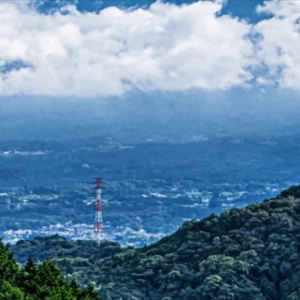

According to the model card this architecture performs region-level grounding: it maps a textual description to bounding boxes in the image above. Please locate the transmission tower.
[94,178,104,246]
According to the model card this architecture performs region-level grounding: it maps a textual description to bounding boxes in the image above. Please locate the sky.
[0,0,299,98]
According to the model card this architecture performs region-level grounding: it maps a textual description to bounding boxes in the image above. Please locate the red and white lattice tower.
[94,178,104,246]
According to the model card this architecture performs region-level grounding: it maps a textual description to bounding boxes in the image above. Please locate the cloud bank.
[255,0,300,89]
[0,0,299,97]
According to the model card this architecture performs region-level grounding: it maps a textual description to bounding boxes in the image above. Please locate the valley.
[1,135,299,247]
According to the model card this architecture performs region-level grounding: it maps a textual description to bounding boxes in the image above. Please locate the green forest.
[0,240,101,300]
[8,184,300,299]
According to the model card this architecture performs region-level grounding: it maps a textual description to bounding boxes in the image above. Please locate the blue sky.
[36,0,265,22]
[0,0,299,98]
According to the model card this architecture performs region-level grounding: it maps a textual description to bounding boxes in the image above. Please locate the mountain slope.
[11,185,300,299]
[67,185,300,299]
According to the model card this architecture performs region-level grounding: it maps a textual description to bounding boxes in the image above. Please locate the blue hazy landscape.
[1,0,300,245]
[1,1,300,299]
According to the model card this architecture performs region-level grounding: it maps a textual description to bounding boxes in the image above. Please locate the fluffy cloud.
[0,1,254,96]
[255,1,300,89]
[0,0,299,97]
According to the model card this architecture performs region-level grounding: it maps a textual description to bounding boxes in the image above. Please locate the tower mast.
[94,178,104,246]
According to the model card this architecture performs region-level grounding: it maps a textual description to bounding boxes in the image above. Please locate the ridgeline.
[9,184,300,299]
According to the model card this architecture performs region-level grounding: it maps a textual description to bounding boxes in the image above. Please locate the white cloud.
[1,0,300,97]
[255,0,300,89]
[0,1,255,97]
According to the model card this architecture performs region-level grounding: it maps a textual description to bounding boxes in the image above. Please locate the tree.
[0,239,101,300]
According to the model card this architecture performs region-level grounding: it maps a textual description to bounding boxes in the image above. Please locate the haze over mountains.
[0,0,300,256]
[2,93,300,246]
[1,1,300,298]
[1,89,300,142]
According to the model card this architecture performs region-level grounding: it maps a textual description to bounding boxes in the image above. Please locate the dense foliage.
[0,240,101,300]
[11,184,300,299]
[10,236,123,264]
[55,185,300,299]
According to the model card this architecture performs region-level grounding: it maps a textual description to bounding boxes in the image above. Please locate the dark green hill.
[11,184,300,299]
[10,235,123,264]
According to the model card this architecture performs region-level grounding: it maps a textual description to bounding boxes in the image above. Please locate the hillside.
[10,236,123,264]
[11,184,300,299]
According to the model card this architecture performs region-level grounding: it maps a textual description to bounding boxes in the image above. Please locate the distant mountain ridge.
[10,184,300,299]
[10,236,123,264]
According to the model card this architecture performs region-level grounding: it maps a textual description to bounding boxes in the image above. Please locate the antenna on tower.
[94,177,104,246]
